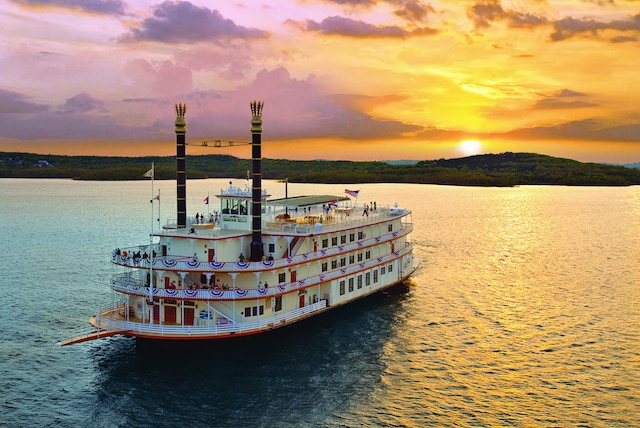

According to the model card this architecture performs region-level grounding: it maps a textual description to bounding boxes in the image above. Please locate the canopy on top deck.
[268,195,350,209]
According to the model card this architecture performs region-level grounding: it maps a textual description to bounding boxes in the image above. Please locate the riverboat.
[61,102,418,345]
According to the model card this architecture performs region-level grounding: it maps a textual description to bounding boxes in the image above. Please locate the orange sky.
[1,0,639,163]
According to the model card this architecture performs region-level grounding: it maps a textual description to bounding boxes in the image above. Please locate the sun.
[458,139,482,156]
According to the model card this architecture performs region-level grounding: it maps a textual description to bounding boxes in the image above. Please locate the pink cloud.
[120,1,268,44]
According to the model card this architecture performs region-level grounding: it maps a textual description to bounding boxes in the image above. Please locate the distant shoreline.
[2,151,639,186]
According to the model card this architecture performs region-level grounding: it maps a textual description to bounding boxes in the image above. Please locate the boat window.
[365,272,371,286]
[278,273,286,283]
[348,278,354,292]
[373,270,379,283]
[357,275,363,289]
[275,296,283,312]
[340,235,346,244]
[332,237,338,246]
[322,239,328,248]
[381,266,386,275]
[349,233,355,242]
[388,264,393,273]
[321,262,328,272]
[365,250,371,260]
[388,224,393,232]
[357,253,363,262]
[331,260,337,269]
[339,281,346,295]
[358,231,364,240]
[349,255,355,264]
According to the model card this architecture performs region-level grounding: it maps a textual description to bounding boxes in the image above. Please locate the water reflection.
[88,289,411,427]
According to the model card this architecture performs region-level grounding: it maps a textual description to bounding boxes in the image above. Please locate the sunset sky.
[1,0,639,163]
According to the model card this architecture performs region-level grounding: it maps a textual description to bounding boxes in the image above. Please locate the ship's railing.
[112,222,413,273]
[110,242,414,300]
[94,300,328,337]
[262,206,410,234]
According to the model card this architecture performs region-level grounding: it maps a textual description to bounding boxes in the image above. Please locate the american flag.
[345,189,359,198]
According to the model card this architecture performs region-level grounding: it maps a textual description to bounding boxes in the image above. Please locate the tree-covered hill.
[1,151,639,186]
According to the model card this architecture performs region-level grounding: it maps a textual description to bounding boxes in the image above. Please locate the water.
[1,179,638,427]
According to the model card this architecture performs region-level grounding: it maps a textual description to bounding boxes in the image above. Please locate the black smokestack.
[249,101,264,262]
[175,103,187,229]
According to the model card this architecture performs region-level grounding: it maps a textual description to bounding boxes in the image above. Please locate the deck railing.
[110,242,414,300]
[112,221,413,273]
[94,300,328,337]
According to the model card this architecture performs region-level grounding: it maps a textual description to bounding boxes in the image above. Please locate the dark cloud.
[394,1,435,23]
[533,99,597,109]
[120,1,268,44]
[10,0,126,15]
[0,88,49,114]
[550,14,640,41]
[60,93,107,114]
[0,109,143,140]
[556,89,587,98]
[497,119,640,142]
[468,0,547,29]
[531,88,596,110]
[467,0,640,43]
[304,16,437,38]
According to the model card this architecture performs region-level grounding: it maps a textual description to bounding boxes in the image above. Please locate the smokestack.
[175,103,187,229]
[249,101,264,262]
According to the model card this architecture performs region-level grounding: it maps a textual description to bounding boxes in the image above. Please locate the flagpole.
[149,162,154,315]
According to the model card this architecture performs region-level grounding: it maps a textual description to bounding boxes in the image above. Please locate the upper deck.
[159,201,411,239]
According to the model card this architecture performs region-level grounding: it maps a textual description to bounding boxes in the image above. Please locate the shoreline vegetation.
[1,151,639,186]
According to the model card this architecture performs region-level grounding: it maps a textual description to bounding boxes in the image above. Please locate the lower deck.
[63,259,418,344]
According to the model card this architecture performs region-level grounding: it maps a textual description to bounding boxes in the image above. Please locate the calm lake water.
[1,179,638,427]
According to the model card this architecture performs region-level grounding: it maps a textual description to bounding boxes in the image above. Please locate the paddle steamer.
[62,102,417,344]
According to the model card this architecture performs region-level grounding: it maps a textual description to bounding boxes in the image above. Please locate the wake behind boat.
[61,102,418,345]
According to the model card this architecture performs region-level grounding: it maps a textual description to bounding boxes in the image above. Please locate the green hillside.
[1,151,639,186]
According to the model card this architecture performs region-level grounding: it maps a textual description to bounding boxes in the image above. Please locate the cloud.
[550,14,640,41]
[393,0,435,23]
[303,15,437,38]
[123,59,194,97]
[322,0,377,6]
[497,119,640,142]
[467,0,548,29]
[555,89,587,98]
[10,0,126,15]
[173,67,424,142]
[174,46,255,80]
[59,93,107,114]
[532,89,596,110]
[120,1,268,44]
[0,88,49,114]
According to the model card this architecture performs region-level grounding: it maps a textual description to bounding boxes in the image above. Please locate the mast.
[175,103,187,229]
[149,162,154,304]
[249,101,264,262]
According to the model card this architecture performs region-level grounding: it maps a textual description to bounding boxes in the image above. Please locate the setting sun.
[458,140,482,156]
